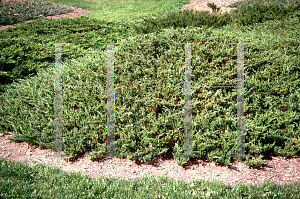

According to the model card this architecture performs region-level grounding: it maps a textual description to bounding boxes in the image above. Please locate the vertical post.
[175,42,201,157]
[96,43,124,159]
[53,43,63,156]
[236,43,246,157]
[229,42,253,159]
[46,43,71,158]
[183,43,193,157]
[106,43,115,157]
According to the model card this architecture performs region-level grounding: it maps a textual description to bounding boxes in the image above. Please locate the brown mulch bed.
[1,131,300,188]
[0,0,92,30]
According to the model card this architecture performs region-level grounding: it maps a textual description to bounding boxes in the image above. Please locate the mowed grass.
[0,0,300,198]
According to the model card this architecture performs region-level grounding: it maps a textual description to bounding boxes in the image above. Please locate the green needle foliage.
[0,0,300,198]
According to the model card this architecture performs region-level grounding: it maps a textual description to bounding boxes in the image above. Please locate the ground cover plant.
[0,0,300,198]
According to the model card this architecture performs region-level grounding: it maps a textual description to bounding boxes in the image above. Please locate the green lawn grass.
[0,0,300,198]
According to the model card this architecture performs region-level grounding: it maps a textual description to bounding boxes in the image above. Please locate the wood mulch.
[0,0,249,30]
[0,0,92,30]
[1,131,300,188]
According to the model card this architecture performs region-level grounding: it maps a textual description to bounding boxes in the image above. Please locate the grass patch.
[1,156,300,198]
